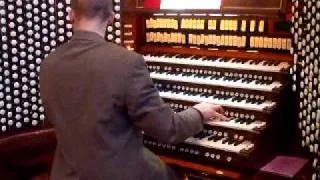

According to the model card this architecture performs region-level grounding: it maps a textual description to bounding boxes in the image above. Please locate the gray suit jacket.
[40,31,203,180]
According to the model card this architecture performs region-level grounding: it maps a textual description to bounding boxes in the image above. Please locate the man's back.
[40,31,203,180]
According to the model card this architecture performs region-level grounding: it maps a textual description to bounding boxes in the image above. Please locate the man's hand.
[193,102,229,122]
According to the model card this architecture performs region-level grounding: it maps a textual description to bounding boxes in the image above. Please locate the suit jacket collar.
[72,30,105,42]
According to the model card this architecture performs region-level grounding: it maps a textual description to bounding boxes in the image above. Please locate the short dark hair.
[71,0,113,20]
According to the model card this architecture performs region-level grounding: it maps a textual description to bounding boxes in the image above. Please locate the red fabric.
[144,0,160,9]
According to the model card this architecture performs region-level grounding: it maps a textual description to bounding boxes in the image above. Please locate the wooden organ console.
[121,0,317,179]
[0,0,318,179]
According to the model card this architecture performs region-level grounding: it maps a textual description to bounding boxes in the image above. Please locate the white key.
[206,118,267,133]
[185,136,254,154]
[150,72,282,92]
[159,91,276,111]
[144,55,290,73]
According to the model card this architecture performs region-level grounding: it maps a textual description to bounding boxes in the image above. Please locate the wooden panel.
[223,0,283,9]
[222,0,287,14]
[0,128,55,156]
[122,0,136,9]
[123,0,288,17]
[160,155,242,179]
[0,128,56,180]
[140,44,293,62]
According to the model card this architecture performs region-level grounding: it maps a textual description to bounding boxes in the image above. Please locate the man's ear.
[106,12,115,25]
[69,9,76,24]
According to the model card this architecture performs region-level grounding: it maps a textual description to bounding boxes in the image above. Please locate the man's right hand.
[193,102,229,122]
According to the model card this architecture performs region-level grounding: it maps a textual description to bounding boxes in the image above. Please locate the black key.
[234,140,243,146]
[231,97,238,102]
[222,138,229,144]
[194,74,200,78]
[274,61,281,66]
[254,61,260,65]
[207,135,216,141]
[257,100,264,105]
[234,118,241,123]
[202,74,210,78]
[266,81,272,85]
[200,56,207,61]
[215,136,223,142]
[210,136,219,142]
[238,119,246,124]
[246,119,255,125]
[246,99,253,104]
[227,139,235,145]
[190,55,200,60]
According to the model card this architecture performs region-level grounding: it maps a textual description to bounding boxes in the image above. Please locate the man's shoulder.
[40,43,70,73]
[101,42,141,58]
[98,42,144,65]
[43,43,68,60]
[41,48,61,66]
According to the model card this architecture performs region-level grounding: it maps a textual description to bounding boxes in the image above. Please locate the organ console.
[141,50,293,176]
[0,0,318,179]
[121,0,317,179]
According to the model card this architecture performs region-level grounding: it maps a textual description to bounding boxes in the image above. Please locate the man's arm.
[125,55,203,144]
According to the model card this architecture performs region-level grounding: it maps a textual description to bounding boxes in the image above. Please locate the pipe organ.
[291,0,320,179]
[122,0,318,179]
[138,18,296,179]
[0,0,76,134]
[0,0,319,179]
[0,0,73,178]
[0,0,121,179]
[0,0,122,133]
[105,0,122,44]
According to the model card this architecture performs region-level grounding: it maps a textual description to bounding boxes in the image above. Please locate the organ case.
[120,0,313,179]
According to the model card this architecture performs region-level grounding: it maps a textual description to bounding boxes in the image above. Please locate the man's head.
[70,0,114,27]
